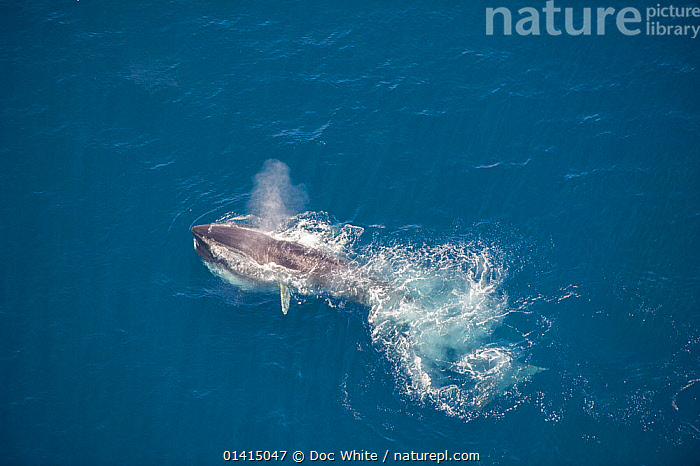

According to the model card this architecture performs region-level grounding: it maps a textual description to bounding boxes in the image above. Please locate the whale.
[192,221,544,411]
[192,223,400,313]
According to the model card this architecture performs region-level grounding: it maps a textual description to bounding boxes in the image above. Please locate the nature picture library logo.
[485,1,700,37]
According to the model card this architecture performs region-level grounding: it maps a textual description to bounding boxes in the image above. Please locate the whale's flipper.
[280,283,291,315]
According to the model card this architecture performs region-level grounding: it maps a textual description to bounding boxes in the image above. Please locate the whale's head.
[191,224,216,263]
[191,223,265,265]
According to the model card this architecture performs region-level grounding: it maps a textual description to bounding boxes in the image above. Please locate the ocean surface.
[2,1,699,464]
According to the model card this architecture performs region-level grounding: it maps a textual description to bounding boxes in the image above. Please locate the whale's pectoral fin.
[280,283,291,315]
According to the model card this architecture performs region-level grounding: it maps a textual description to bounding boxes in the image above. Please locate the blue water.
[2,1,699,464]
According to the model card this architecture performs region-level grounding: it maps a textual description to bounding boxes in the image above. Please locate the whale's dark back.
[193,223,401,306]
[197,223,346,274]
